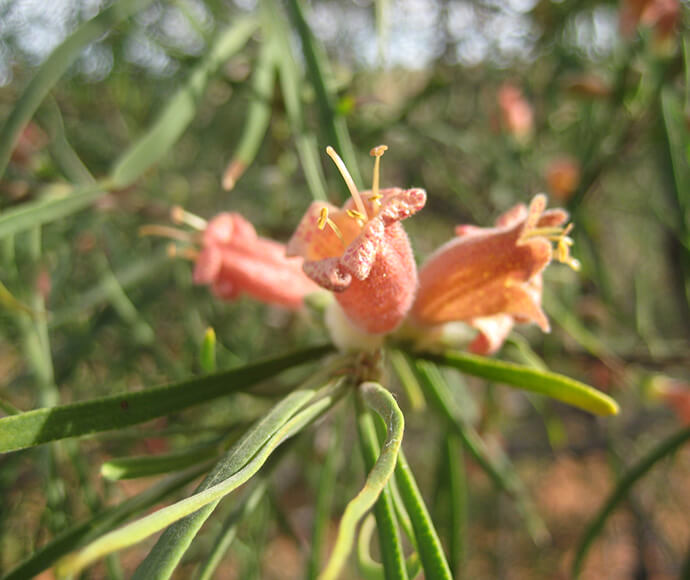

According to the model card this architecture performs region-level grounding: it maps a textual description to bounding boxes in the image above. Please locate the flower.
[545,156,581,201]
[619,0,680,48]
[497,83,534,141]
[193,212,319,309]
[287,146,426,334]
[411,194,579,354]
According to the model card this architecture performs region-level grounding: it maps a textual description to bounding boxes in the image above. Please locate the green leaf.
[0,0,156,180]
[356,515,421,580]
[101,441,223,481]
[413,349,619,416]
[55,381,345,578]
[572,426,690,578]
[222,36,276,190]
[0,344,333,452]
[0,182,106,241]
[196,480,268,580]
[110,17,258,188]
[320,382,404,580]
[1,464,209,580]
[306,410,343,580]
[131,387,318,580]
[394,450,452,580]
[356,396,408,580]
[413,359,549,545]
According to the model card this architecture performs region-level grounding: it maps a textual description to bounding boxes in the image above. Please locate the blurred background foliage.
[0,0,689,578]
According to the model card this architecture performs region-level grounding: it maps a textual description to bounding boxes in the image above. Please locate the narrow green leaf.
[661,88,690,222]
[56,382,346,579]
[0,278,36,316]
[286,0,361,191]
[0,343,333,452]
[222,37,276,190]
[196,481,268,580]
[0,182,106,241]
[266,0,327,201]
[0,0,156,180]
[356,515,421,580]
[413,359,550,546]
[131,388,317,580]
[199,327,217,374]
[445,433,467,579]
[307,410,343,580]
[413,349,619,416]
[1,464,208,580]
[320,382,404,580]
[110,17,258,188]
[356,395,408,580]
[389,350,425,411]
[101,441,223,481]
[394,450,452,580]
[572,426,690,578]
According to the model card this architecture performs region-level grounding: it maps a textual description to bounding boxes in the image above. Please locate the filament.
[326,146,368,221]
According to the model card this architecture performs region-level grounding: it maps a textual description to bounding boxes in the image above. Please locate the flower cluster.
[172,146,579,355]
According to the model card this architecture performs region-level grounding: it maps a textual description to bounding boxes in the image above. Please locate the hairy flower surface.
[194,212,318,308]
[287,147,426,334]
[411,194,578,354]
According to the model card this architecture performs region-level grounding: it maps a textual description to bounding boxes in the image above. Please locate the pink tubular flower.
[193,212,319,309]
[287,146,426,334]
[497,83,534,141]
[411,194,579,354]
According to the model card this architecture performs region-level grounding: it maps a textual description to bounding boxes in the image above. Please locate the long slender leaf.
[394,450,452,580]
[356,515,421,580]
[0,0,155,180]
[356,395,408,580]
[307,410,343,580]
[572,426,690,578]
[101,440,224,481]
[196,480,268,580]
[110,17,258,188]
[56,381,346,578]
[413,349,619,416]
[413,359,549,545]
[445,433,467,578]
[0,343,333,452]
[1,463,209,580]
[0,181,107,241]
[286,0,361,190]
[320,382,404,580]
[222,37,276,190]
[131,388,317,580]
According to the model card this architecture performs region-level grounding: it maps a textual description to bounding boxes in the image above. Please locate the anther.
[370,144,388,200]
[326,146,368,221]
[171,206,207,230]
[346,209,366,225]
[317,207,344,242]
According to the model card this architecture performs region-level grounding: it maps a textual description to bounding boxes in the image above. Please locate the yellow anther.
[317,206,344,243]
[326,146,368,221]
[524,222,580,271]
[370,144,388,199]
[318,207,329,230]
[346,209,366,225]
[368,193,383,206]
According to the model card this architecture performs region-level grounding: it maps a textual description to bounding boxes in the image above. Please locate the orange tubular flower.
[287,146,426,334]
[193,212,318,309]
[411,194,579,354]
[497,83,534,142]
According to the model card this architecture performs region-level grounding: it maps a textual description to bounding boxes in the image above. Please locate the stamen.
[368,193,383,207]
[346,209,366,226]
[139,225,195,243]
[522,223,581,271]
[166,243,198,261]
[326,146,368,221]
[369,144,388,199]
[317,207,344,243]
[171,206,207,231]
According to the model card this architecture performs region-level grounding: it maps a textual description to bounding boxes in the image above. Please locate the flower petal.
[303,257,352,292]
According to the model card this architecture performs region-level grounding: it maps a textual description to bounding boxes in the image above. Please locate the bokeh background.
[1,0,689,578]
